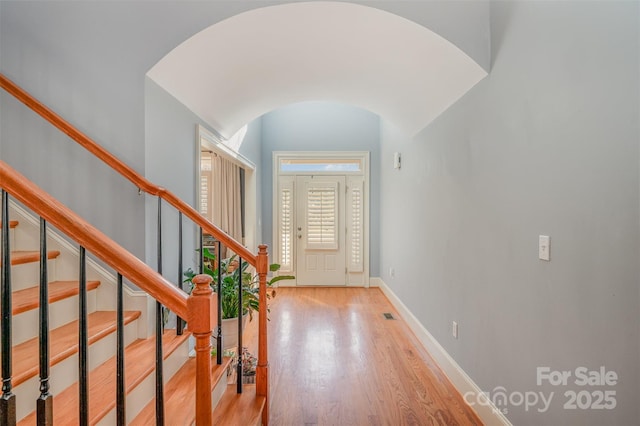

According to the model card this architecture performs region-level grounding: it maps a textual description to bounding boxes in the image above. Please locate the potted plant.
[184,248,293,348]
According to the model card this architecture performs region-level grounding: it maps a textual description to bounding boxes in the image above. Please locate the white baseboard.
[375,278,512,426]
[369,277,383,287]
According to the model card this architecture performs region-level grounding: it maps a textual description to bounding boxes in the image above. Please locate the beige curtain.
[211,154,242,257]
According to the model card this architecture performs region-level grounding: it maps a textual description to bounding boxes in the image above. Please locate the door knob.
[298,234,302,239]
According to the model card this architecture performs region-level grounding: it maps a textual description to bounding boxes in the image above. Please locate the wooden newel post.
[256,245,269,425]
[187,274,215,425]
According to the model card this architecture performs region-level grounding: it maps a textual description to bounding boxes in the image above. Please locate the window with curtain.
[203,153,243,256]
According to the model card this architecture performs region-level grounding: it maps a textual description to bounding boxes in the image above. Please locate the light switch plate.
[539,235,550,261]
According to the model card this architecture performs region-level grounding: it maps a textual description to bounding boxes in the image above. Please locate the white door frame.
[272,151,370,287]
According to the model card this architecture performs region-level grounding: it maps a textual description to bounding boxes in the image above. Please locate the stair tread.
[18,330,190,425]
[1,250,61,267]
[212,385,265,426]
[13,310,140,387]
[13,280,101,315]
[131,356,233,425]
[0,220,19,229]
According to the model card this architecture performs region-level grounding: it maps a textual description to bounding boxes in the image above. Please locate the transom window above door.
[278,157,363,173]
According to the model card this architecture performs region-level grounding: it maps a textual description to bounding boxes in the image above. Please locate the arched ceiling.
[147,1,487,138]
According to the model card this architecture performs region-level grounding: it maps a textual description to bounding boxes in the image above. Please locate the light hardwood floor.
[244,287,482,426]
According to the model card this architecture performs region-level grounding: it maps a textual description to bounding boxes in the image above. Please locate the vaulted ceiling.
[147,1,487,138]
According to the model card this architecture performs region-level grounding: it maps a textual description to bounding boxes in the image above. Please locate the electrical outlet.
[389,267,395,279]
[452,321,458,339]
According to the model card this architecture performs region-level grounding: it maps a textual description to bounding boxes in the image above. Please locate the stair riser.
[211,364,229,416]
[97,337,190,425]
[12,290,98,346]
[6,259,58,292]
[11,217,39,252]
[0,227,17,249]
[8,204,96,291]
[14,319,139,422]
[94,285,153,340]
[53,250,104,288]
[11,217,71,259]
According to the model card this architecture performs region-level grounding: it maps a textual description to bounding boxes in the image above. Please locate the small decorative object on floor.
[226,347,257,384]
[240,347,257,384]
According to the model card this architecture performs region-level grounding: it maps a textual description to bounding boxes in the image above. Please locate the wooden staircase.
[0,73,269,425]
[2,205,265,424]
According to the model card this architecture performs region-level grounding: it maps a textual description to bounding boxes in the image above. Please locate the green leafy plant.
[183,248,294,320]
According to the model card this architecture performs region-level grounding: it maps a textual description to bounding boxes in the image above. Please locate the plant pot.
[242,371,256,384]
[218,313,248,350]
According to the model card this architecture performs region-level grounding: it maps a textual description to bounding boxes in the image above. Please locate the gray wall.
[238,117,265,249]
[260,102,381,276]
[379,2,639,424]
[144,78,206,282]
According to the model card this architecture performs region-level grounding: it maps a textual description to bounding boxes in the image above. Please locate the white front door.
[295,175,346,286]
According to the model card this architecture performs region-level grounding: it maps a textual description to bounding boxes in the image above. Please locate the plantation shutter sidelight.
[347,177,364,272]
[278,178,294,272]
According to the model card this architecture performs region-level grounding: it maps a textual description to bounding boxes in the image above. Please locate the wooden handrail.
[0,73,256,266]
[0,161,188,319]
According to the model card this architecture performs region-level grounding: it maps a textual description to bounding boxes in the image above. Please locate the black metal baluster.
[116,273,125,426]
[78,246,88,426]
[216,240,222,365]
[236,256,243,394]
[155,198,164,425]
[37,218,52,425]
[176,213,184,335]
[0,190,16,425]
[198,228,203,274]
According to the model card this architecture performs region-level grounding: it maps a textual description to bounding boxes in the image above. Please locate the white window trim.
[273,151,370,287]
[196,125,258,252]
[197,125,255,170]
